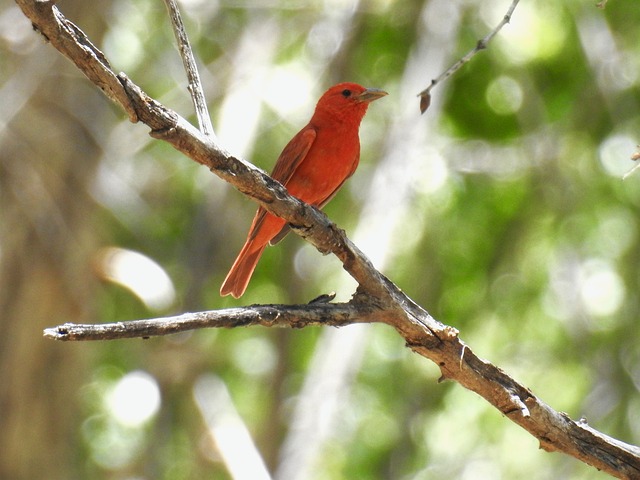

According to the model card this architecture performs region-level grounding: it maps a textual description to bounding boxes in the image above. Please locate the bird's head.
[313,82,387,126]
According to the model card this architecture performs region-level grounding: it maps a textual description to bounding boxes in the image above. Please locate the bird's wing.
[247,126,317,244]
[270,126,317,184]
[270,141,360,245]
[316,145,360,209]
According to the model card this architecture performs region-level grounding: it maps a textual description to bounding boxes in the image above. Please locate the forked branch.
[15,1,640,477]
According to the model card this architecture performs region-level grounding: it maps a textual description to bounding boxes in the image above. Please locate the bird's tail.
[220,240,267,298]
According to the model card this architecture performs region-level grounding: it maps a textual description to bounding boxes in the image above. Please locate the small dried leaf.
[419,93,431,114]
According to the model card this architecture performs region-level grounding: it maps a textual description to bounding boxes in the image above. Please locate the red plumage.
[220,82,387,298]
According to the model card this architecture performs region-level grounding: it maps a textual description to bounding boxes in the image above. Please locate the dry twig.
[418,0,520,113]
[14,0,640,477]
[162,0,214,137]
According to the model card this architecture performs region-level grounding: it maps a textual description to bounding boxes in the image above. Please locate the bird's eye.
[341,89,352,97]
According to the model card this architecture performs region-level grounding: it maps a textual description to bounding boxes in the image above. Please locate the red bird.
[220,82,387,298]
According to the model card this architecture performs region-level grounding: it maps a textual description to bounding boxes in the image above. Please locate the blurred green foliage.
[2,0,640,479]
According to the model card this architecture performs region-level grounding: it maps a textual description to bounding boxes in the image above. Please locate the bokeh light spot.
[486,76,523,115]
[578,259,624,318]
[599,133,637,177]
[96,247,176,311]
[106,371,161,428]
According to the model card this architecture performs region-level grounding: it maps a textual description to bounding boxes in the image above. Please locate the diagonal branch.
[15,0,640,477]
[418,0,520,113]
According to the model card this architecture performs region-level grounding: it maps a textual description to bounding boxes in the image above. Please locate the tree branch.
[15,0,640,477]
[43,302,375,341]
[418,0,520,113]
[162,0,214,137]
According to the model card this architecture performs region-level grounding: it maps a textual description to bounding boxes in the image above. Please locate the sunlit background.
[1,0,640,479]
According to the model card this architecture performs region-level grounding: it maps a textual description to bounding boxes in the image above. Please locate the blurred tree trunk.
[0,3,107,478]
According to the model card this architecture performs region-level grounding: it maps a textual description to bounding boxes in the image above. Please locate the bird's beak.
[357,88,388,103]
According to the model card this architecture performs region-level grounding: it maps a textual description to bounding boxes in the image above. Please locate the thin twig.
[418,0,521,113]
[163,0,215,137]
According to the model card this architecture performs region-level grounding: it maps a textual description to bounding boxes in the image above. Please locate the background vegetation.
[1,0,639,478]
